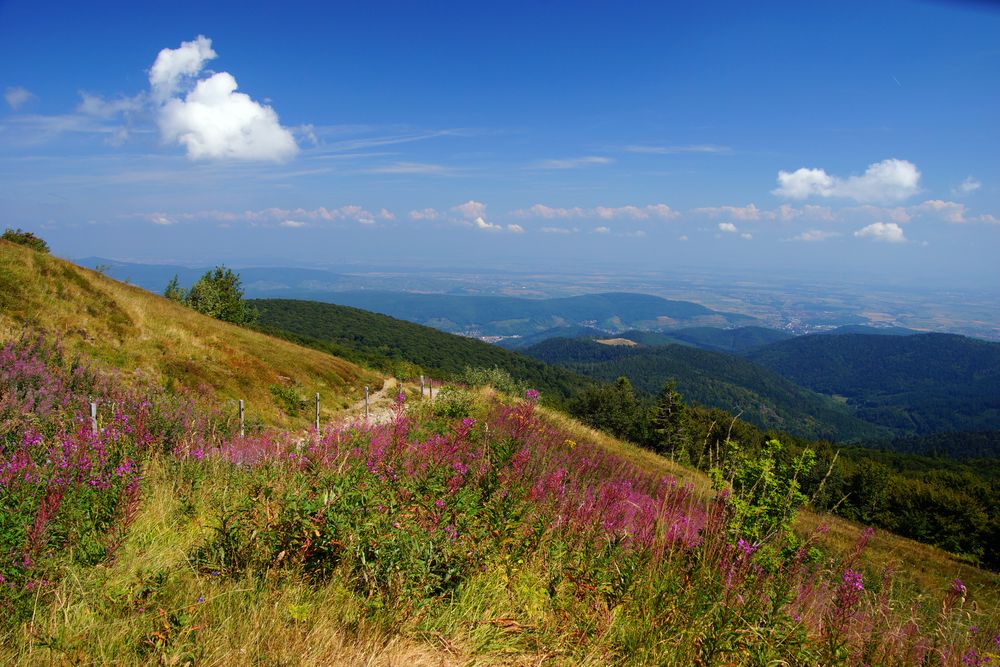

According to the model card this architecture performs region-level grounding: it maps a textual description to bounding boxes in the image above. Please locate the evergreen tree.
[163,274,186,302]
[651,380,691,462]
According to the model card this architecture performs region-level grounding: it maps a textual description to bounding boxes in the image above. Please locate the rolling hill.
[0,241,380,426]
[523,337,887,441]
[252,298,592,401]
[746,332,1000,434]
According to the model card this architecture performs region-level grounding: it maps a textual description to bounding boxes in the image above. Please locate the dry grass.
[0,241,383,427]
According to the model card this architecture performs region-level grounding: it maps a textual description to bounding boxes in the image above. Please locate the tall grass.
[2,333,998,665]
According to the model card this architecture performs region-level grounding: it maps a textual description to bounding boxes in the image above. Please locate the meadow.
[2,333,997,665]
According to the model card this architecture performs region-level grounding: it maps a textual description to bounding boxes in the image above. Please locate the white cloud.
[954,176,981,195]
[540,226,577,234]
[452,200,487,220]
[594,226,611,234]
[409,208,440,220]
[777,203,835,221]
[854,222,906,243]
[528,156,613,169]
[5,86,36,110]
[512,204,586,219]
[626,230,647,238]
[678,235,689,241]
[151,36,298,162]
[977,213,999,224]
[77,92,143,118]
[377,208,395,221]
[506,224,524,233]
[279,220,306,228]
[740,232,753,240]
[472,216,501,231]
[149,35,217,100]
[912,199,966,223]
[367,162,455,175]
[696,203,772,220]
[149,214,175,226]
[791,229,839,242]
[513,203,676,220]
[774,158,921,203]
[718,222,738,233]
[622,144,731,154]
[848,205,911,223]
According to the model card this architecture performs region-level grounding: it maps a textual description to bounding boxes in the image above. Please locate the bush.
[2,228,49,253]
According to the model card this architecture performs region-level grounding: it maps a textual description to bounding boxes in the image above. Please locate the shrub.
[2,228,49,253]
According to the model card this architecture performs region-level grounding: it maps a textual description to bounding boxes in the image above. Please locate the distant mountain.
[299,290,758,337]
[497,325,609,350]
[824,325,920,336]
[746,333,1000,434]
[253,299,593,401]
[522,337,887,442]
[651,326,794,353]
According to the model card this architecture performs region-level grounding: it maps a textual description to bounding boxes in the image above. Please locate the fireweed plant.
[1,332,997,664]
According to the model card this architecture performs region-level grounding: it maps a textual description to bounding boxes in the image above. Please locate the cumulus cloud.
[740,232,753,240]
[978,213,999,225]
[409,208,441,220]
[718,222,738,233]
[912,199,966,223]
[279,220,306,228]
[151,36,298,162]
[594,226,611,234]
[512,204,586,219]
[954,176,981,195]
[377,208,396,221]
[854,222,906,243]
[506,224,524,233]
[472,216,501,231]
[791,229,839,242]
[452,200,487,220]
[777,203,835,221]
[528,156,613,169]
[774,158,920,203]
[5,86,36,110]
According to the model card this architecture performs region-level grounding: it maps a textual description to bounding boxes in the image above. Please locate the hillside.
[0,241,380,426]
[291,290,758,336]
[523,337,887,441]
[253,298,592,400]
[747,332,1000,434]
[626,325,794,353]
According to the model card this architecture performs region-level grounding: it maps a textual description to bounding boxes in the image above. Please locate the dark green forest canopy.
[252,299,591,400]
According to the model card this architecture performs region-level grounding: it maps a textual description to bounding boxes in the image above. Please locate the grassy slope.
[0,241,381,427]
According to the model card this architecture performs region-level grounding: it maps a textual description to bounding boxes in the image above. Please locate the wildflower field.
[2,333,998,665]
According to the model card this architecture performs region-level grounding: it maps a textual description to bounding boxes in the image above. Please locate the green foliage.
[269,384,307,417]
[650,381,691,461]
[252,298,590,402]
[747,332,1000,435]
[163,274,186,302]
[527,337,885,442]
[710,438,816,546]
[2,228,49,253]
[459,365,524,396]
[185,267,258,326]
[432,386,475,419]
[568,376,646,444]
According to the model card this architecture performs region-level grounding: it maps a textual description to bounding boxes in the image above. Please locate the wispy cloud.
[5,86,36,110]
[512,203,677,220]
[953,176,981,196]
[622,144,731,154]
[789,229,839,242]
[366,161,456,175]
[527,156,613,170]
[696,203,772,221]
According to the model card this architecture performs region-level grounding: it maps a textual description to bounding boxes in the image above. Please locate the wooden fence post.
[429,379,433,399]
[364,386,369,419]
[90,402,98,433]
[239,399,245,437]
[420,375,425,399]
[315,392,320,431]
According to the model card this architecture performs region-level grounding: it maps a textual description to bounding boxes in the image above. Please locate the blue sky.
[1,0,998,287]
